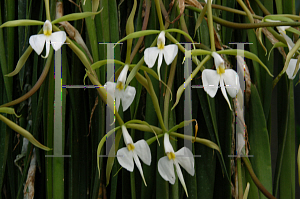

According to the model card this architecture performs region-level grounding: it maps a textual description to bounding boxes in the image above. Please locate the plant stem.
[154,0,164,30]
[236,0,254,23]
[207,0,215,51]
[44,0,51,21]
[242,157,276,199]
[237,158,243,199]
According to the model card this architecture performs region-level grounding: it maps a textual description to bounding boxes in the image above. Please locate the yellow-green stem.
[207,0,215,51]
[237,0,254,24]
[154,0,165,30]
[44,0,51,21]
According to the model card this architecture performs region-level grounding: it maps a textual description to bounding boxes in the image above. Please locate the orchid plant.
[0,0,299,199]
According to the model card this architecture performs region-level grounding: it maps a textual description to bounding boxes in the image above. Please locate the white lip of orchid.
[29,20,66,58]
[116,65,129,91]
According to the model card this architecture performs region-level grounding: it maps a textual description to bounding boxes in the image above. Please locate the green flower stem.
[266,27,286,44]
[0,49,53,108]
[242,157,276,199]
[130,0,150,63]
[169,132,220,152]
[193,3,263,20]
[207,0,215,51]
[254,0,271,15]
[125,0,137,64]
[44,0,51,21]
[236,0,254,24]
[81,0,99,63]
[186,6,300,29]
[126,123,163,135]
[154,0,165,30]
[163,55,177,129]
[237,158,243,199]
[144,72,167,132]
[163,32,180,129]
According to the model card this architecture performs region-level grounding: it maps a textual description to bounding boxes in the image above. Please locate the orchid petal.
[121,85,136,111]
[174,161,189,197]
[162,44,178,65]
[202,69,220,98]
[117,65,129,85]
[144,47,160,68]
[223,69,240,98]
[106,82,116,100]
[211,52,224,68]
[281,32,295,51]
[220,76,232,110]
[163,133,174,154]
[121,125,134,145]
[158,156,175,184]
[174,147,194,176]
[117,147,134,172]
[134,140,151,166]
[29,34,46,55]
[133,152,147,186]
[50,31,67,51]
[286,58,298,79]
[42,38,51,58]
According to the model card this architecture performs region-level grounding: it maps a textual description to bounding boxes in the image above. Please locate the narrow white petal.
[121,125,134,145]
[42,38,51,58]
[162,44,178,65]
[286,58,298,79]
[144,47,160,68]
[223,69,240,98]
[50,31,67,51]
[29,34,46,55]
[157,51,163,80]
[174,161,189,197]
[133,152,147,186]
[121,85,136,112]
[117,147,134,172]
[115,95,121,112]
[220,76,232,110]
[281,32,295,51]
[211,52,224,69]
[174,147,195,176]
[117,64,129,85]
[164,133,174,154]
[134,140,151,165]
[202,69,220,98]
[158,156,175,184]
[157,31,166,46]
[105,82,117,111]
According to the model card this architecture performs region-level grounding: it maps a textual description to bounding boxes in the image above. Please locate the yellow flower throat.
[116,82,124,91]
[44,29,52,36]
[216,67,225,75]
[127,143,135,151]
[167,152,176,160]
[158,43,164,50]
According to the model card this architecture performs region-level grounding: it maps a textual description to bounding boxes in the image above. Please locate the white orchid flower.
[117,125,151,186]
[202,52,240,110]
[29,20,66,58]
[144,31,178,80]
[105,65,136,112]
[158,133,195,197]
[265,19,299,79]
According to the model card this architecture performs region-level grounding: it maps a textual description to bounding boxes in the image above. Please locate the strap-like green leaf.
[0,19,43,28]
[52,10,102,24]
